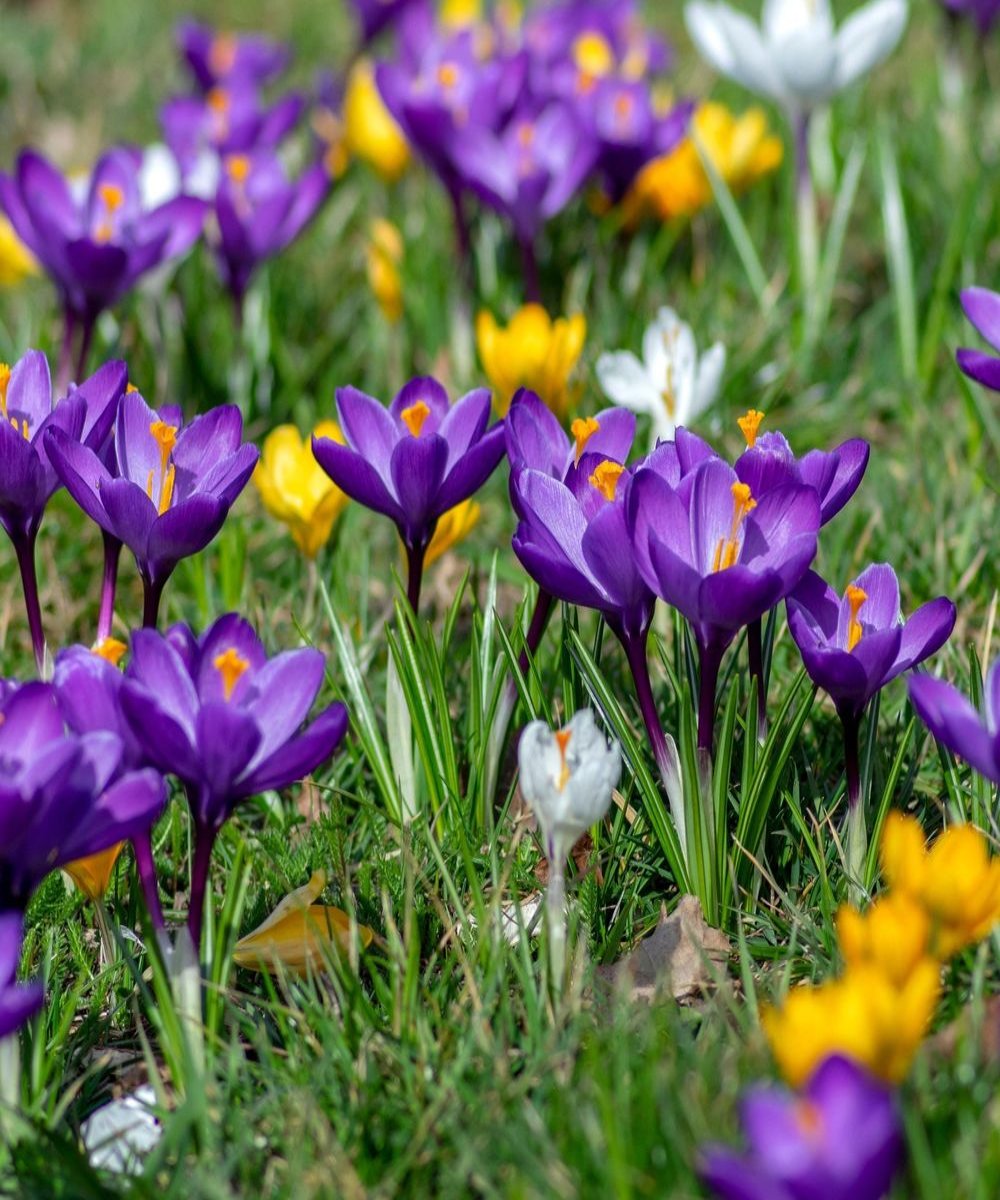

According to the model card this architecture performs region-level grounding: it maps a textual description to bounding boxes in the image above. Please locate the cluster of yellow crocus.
[476,304,586,421]
[764,813,1000,1086]
[0,214,37,287]
[254,422,350,558]
[624,102,783,225]
[343,59,409,183]
[367,218,404,324]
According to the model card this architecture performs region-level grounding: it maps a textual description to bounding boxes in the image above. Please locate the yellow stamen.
[207,86,230,113]
[589,460,625,502]
[401,400,431,437]
[213,646,250,701]
[517,122,535,148]
[225,154,252,185]
[0,363,9,419]
[19,418,29,440]
[794,1101,823,1138]
[613,93,634,123]
[437,62,459,88]
[147,421,178,515]
[92,637,127,666]
[712,481,757,572]
[575,71,597,95]
[846,584,868,652]
[126,382,139,394]
[571,416,600,464]
[98,183,125,213]
[555,728,572,792]
[209,33,238,76]
[738,408,765,448]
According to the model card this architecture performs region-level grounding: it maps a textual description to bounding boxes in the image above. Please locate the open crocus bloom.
[176,21,291,92]
[589,81,691,204]
[684,0,908,114]
[254,421,349,559]
[700,1055,903,1200]
[956,286,1000,393]
[478,308,587,420]
[46,390,258,624]
[909,654,1000,788]
[786,564,955,722]
[596,308,725,451]
[505,388,635,485]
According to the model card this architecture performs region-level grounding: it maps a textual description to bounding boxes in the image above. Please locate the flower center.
[572,32,614,77]
[207,87,231,139]
[401,400,431,437]
[0,363,10,419]
[589,460,625,502]
[93,182,125,245]
[613,92,634,126]
[213,646,250,701]
[846,584,867,652]
[738,408,765,448]
[793,1100,823,1139]
[92,637,127,666]
[571,416,600,464]
[145,420,178,516]
[225,154,252,185]
[437,62,460,89]
[555,728,572,791]
[209,33,238,76]
[712,481,756,572]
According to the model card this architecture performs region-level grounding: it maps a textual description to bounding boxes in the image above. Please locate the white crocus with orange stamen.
[596,308,725,451]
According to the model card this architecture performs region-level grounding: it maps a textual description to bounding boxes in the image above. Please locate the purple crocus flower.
[788,565,954,852]
[956,287,1000,393]
[909,655,1000,787]
[0,352,125,673]
[119,614,349,941]
[46,390,258,628]
[352,0,428,47]
[0,912,43,1041]
[589,81,691,203]
[629,455,820,753]
[940,0,1000,32]
[701,1055,903,1200]
[212,150,329,316]
[312,377,506,610]
[177,21,292,92]
[0,150,207,382]
[524,0,672,78]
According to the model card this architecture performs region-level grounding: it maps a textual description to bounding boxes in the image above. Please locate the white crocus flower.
[596,308,725,451]
[519,710,620,986]
[684,0,908,115]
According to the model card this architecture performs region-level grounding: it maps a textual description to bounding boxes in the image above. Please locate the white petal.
[772,26,839,104]
[686,3,782,100]
[139,145,181,209]
[763,0,833,43]
[685,2,741,76]
[596,351,662,416]
[833,0,908,91]
[692,343,727,419]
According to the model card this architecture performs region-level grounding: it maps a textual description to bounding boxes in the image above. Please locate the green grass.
[3,0,1000,1195]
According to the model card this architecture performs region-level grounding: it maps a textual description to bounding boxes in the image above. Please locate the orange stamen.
[0,363,10,419]
[92,637,128,666]
[737,409,765,448]
[712,481,756,572]
[555,728,572,791]
[437,62,460,88]
[207,86,230,113]
[98,182,125,213]
[846,584,867,652]
[209,33,238,77]
[571,416,600,465]
[589,460,625,502]
[401,400,431,437]
[213,647,250,701]
[147,421,178,515]
[225,154,252,185]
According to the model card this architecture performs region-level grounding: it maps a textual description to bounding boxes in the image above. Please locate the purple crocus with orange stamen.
[0,912,44,1041]
[0,352,125,673]
[956,287,1000,393]
[177,21,292,92]
[211,150,329,318]
[701,1055,903,1200]
[46,389,258,628]
[909,655,1000,787]
[0,150,207,383]
[628,455,820,755]
[312,377,506,610]
[119,614,349,942]
[589,80,692,203]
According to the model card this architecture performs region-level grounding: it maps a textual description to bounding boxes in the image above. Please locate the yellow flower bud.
[344,60,409,183]
[476,304,586,421]
[254,422,349,558]
[367,218,404,324]
[64,843,125,903]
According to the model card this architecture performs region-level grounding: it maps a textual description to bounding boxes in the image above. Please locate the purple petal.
[390,433,449,541]
[237,702,348,796]
[890,597,956,679]
[193,703,262,817]
[44,430,113,529]
[195,613,267,704]
[909,675,1000,783]
[311,435,402,523]
[961,286,1000,348]
[956,347,1000,392]
[146,494,228,576]
[437,388,492,465]
[127,629,200,736]
[99,478,157,560]
[433,423,507,514]
[334,386,398,475]
[244,647,325,767]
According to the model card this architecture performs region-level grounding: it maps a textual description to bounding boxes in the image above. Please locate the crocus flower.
[955,286,1000,393]
[352,0,427,47]
[909,652,1000,785]
[254,421,349,559]
[177,21,291,92]
[477,305,586,420]
[343,60,410,182]
[588,81,692,204]
[518,709,620,980]
[367,218,404,323]
[212,150,330,316]
[596,307,725,451]
[505,387,636,484]
[0,352,125,673]
[233,869,373,975]
[120,614,349,941]
[629,455,820,753]
[0,150,207,380]
[684,0,909,118]
[700,1056,903,1200]
[0,912,44,1041]
[0,214,37,287]
[312,377,506,609]
[939,0,1000,31]
[46,390,259,628]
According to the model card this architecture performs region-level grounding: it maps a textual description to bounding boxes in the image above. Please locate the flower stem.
[187,822,217,947]
[518,235,541,305]
[840,707,867,901]
[75,317,95,383]
[447,183,472,293]
[545,844,567,994]
[96,534,122,644]
[14,532,46,677]
[794,111,819,325]
[56,309,77,397]
[747,617,769,743]
[142,576,165,629]
[697,638,724,758]
[841,708,862,811]
[0,1035,21,1144]
[405,541,426,613]
[132,832,166,934]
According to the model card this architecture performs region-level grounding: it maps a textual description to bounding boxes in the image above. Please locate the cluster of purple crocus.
[371,0,690,299]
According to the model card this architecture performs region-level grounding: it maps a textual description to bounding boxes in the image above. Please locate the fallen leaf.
[595,895,731,1004]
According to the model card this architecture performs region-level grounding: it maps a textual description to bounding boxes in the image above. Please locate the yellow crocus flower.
[836,891,932,989]
[65,843,125,903]
[476,304,586,421]
[425,499,481,568]
[233,870,374,975]
[440,0,482,28]
[367,218,404,324]
[254,422,349,559]
[0,214,37,287]
[344,59,409,183]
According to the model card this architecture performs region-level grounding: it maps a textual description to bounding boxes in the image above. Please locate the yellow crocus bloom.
[367,218,404,324]
[476,304,586,421]
[836,891,932,989]
[425,499,481,568]
[65,843,125,903]
[0,215,37,287]
[440,0,482,28]
[344,59,410,183]
[254,422,349,559]
[233,870,374,975]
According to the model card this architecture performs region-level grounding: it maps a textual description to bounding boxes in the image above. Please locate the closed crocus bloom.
[596,307,725,450]
[477,305,586,420]
[255,422,349,559]
[424,499,480,567]
[63,844,124,903]
[836,892,932,989]
[366,218,404,323]
[701,1056,903,1200]
[880,813,1000,958]
[956,286,1000,393]
[234,870,373,975]
[0,214,37,286]
[685,0,909,116]
[344,60,410,182]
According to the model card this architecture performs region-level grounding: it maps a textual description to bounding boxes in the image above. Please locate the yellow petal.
[344,60,410,183]
[0,215,38,287]
[425,500,481,568]
[64,843,125,902]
